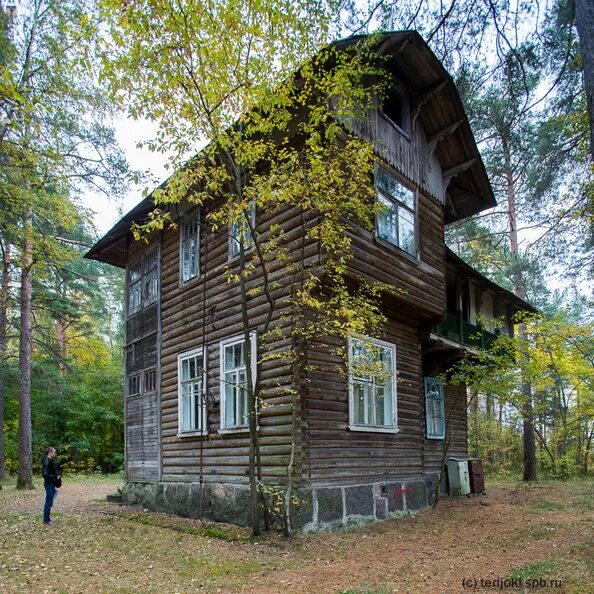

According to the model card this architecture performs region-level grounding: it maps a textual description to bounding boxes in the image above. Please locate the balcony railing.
[434,313,497,350]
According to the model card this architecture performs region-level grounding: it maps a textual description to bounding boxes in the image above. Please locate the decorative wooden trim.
[411,80,448,131]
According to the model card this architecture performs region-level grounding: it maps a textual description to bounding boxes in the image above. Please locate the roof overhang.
[87,31,496,266]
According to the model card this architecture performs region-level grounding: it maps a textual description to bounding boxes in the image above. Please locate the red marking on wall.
[394,486,416,498]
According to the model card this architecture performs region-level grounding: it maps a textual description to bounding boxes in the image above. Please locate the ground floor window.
[348,336,397,432]
[425,376,445,439]
[220,332,257,430]
[178,347,206,434]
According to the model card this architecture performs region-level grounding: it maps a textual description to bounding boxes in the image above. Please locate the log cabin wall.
[303,310,425,487]
[124,236,161,483]
[345,106,447,323]
[158,201,319,485]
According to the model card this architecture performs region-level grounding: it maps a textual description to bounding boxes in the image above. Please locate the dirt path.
[239,486,586,593]
[0,477,119,515]
[1,478,592,593]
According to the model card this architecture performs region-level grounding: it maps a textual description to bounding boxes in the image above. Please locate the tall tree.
[0,0,127,488]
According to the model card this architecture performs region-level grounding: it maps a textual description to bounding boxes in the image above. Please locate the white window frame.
[375,167,417,258]
[348,335,398,434]
[424,376,446,440]
[228,203,256,260]
[219,332,257,433]
[177,346,207,437]
[180,214,200,284]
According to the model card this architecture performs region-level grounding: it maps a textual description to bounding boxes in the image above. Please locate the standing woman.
[41,447,60,524]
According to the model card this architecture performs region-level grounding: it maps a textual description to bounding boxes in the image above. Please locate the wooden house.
[87,31,535,530]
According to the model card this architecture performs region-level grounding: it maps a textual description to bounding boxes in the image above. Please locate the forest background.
[0,0,592,483]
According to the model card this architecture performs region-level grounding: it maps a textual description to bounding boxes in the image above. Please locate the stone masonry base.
[122,474,440,532]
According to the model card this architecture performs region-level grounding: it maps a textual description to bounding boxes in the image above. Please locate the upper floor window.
[424,377,445,439]
[128,261,142,316]
[178,347,206,434]
[348,336,397,433]
[220,332,257,431]
[229,203,255,259]
[381,87,409,134]
[181,216,199,283]
[375,168,417,257]
[128,246,159,316]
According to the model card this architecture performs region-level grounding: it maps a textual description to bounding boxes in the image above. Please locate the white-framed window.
[220,332,257,431]
[375,167,417,257]
[178,347,207,435]
[181,215,199,283]
[348,336,397,433]
[425,377,445,439]
[229,203,255,259]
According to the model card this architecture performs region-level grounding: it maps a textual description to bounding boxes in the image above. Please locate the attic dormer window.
[381,87,409,134]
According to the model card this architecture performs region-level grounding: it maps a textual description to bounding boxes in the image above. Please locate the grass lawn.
[0,474,593,593]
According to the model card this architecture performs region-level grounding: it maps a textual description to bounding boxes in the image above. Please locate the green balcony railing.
[434,313,497,349]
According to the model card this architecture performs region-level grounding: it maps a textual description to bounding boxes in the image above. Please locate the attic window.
[382,87,409,133]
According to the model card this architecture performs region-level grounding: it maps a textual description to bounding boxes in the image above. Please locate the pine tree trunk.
[575,0,594,161]
[17,207,34,490]
[0,240,11,481]
[503,138,537,482]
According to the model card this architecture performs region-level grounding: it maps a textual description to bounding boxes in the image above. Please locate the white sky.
[81,117,168,236]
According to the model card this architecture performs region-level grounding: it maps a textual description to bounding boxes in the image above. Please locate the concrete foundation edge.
[122,474,440,532]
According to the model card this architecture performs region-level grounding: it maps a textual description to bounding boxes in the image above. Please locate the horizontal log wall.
[159,201,316,484]
[346,189,446,321]
[303,312,425,486]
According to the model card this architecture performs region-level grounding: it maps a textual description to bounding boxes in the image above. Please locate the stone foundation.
[122,474,439,532]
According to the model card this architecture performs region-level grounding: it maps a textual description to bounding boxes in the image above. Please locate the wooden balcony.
[434,313,497,350]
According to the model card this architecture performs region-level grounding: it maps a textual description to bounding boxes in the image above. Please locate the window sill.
[373,233,419,262]
[227,248,254,264]
[426,434,445,440]
[177,430,207,438]
[179,274,202,289]
[348,424,399,434]
[218,426,259,435]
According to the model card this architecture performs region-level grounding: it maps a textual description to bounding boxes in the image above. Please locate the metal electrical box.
[468,458,485,493]
[446,458,471,496]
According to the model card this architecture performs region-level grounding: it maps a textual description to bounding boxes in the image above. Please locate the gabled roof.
[86,31,496,267]
[335,31,495,222]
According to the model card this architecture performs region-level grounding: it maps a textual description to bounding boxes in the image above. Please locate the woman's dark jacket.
[41,456,58,486]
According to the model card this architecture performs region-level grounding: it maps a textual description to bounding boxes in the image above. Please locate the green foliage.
[456,311,594,479]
